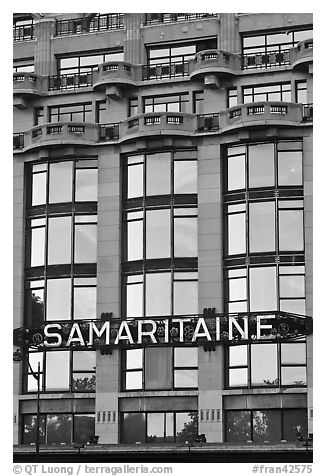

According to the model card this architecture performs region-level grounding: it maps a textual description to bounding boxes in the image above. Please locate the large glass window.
[227,341,306,388]
[243,83,291,103]
[58,50,123,75]
[49,103,92,123]
[123,347,198,390]
[143,93,189,113]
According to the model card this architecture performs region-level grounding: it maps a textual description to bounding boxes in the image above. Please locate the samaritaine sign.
[14,312,312,351]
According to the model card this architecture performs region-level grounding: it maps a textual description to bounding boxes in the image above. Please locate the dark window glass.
[74,414,95,444]
[175,412,198,442]
[252,410,281,442]
[121,413,146,443]
[47,216,71,265]
[22,415,46,444]
[145,347,172,390]
[25,281,45,328]
[251,344,278,386]
[46,414,72,444]
[283,409,307,441]
[225,411,251,442]
[46,278,71,321]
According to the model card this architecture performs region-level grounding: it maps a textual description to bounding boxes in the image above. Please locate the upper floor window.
[122,346,198,390]
[13,61,34,73]
[128,98,139,117]
[227,88,238,108]
[143,93,189,113]
[49,103,92,123]
[13,17,35,42]
[58,50,123,75]
[243,83,291,103]
[295,80,308,104]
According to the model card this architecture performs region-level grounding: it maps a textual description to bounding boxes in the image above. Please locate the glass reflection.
[128,163,143,198]
[121,413,146,443]
[280,299,306,315]
[49,162,73,203]
[174,347,198,367]
[229,278,247,302]
[75,169,97,201]
[251,344,278,386]
[174,161,197,194]
[227,154,245,191]
[146,273,171,316]
[48,216,71,265]
[26,285,44,328]
[126,349,143,369]
[46,278,71,321]
[146,209,170,259]
[125,371,143,390]
[146,153,170,196]
[147,413,164,441]
[226,411,251,442]
[229,368,248,387]
[281,367,306,386]
[127,219,143,261]
[229,345,247,366]
[23,415,46,444]
[74,287,96,319]
[249,202,275,252]
[72,373,96,391]
[279,210,303,251]
[281,343,306,365]
[46,414,72,444]
[74,223,97,263]
[228,213,246,255]
[174,280,198,315]
[278,151,302,186]
[32,172,46,206]
[73,351,96,370]
[249,267,277,312]
[126,282,143,317]
[45,352,70,391]
[145,347,171,389]
[175,412,198,442]
[74,414,95,444]
[249,143,274,188]
[252,410,281,442]
[31,227,45,267]
[279,275,305,298]
[174,217,197,257]
[283,410,307,441]
[174,369,198,388]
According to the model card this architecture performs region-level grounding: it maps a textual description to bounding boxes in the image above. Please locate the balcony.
[13,23,35,42]
[99,123,120,141]
[48,73,93,91]
[13,73,47,100]
[290,39,313,72]
[13,133,24,150]
[219,102,308,131]
[15,122,100,152]
[142,61,189,81]
[93,62,140,91]
[121,112,195,141]
[55,14,124,36]
[144,13,218,25]
[189,50,241,82]
[242,49,290,70]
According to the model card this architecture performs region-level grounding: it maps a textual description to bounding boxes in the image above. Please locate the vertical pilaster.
[219,13,241,54]
[34,18,57,76]
[123,13,145,65]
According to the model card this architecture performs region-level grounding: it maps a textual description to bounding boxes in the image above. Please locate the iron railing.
[13,133,24,149]
[55,14,124,36]
[99,123,120,140]
[302,103,313,122]
[197,114,219,132]
[144,13,218,25]
[242,49,290,70]
[13,23,35,41]
[48,73,93,91]
[142,60,189,80]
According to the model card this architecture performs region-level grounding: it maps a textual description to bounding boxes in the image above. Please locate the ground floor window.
[225,409,307,443]
[121,411,198,443]
[22,413,95,445]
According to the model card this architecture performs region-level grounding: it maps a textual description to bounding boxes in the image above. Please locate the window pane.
[225,411,251,442]
[227,155,245,191]
[75,168,97,201]
[146,273,171,316]
[48,217,71,265]
[229,345,247,366]
[279,210,304,251]
[31,227,45,266]
[73,351,96,370]
[147,413,165,441]
[249,143,274,188]
[283,409,307,442]
[281,343,306,365]
[74,224,97,263]
[174,217,197,257]
[146,209,170,259]
[125,372,142,390]
[249,267,277,311]
[229,301,248,313]
[127,219,143,261]
[26,286,44,327]
[22,415,46,444]
[74,287,96,319]
[166,413,174,440]
[74,414,95,444]
[176,412,198,442]
[280,299,306,315]
[249,202,275,253]
[174,280,198,315]
[72,373,96,391]
[49,162,73,203]
[128,164,143,198]
[278,151,302,186]
[174,369,198,388]
[145,347,171,390]
[45,352,70,391]
[174,347,198,367]
[126,349,143,369]
[121,413,146,443]
[47,278,71,321]
[126,282,143,317]
[32,172,46,206]
[253,410,281,442]
[146,153,170,196]
[174,161,197,194]
[229,368,248,387]
[279,275,305,298]
[46,414,72,444]
[228,213,246,255]
[229,278,247,302]
[251,344,278,386]
[281,367,306,385]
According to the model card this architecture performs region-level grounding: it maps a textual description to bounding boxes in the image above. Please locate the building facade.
[13,12,313,452]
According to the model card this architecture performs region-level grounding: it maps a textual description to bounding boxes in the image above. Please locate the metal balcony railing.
[13,133,24,149]
[13,23,35,41]
[144,13,218,25]
[99,123,120,140]
[302,103,313,122]
[197,113,219,132]
[242,49,290,70]
[55,14,124,36]
[48,73,93,91]
[142,60,189,80]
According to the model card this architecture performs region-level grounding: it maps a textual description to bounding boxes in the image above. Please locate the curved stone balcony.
[13,73,47,107]
[120,112,196,141]
[92,62,141,91]
[219,101,306,132]
[290,39,313,72]
[189,49,241,81]
[17,122,100,151]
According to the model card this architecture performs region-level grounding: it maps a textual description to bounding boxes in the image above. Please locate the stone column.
[34,18,57,76]
[123,13,145,65]
[219,13,241,54]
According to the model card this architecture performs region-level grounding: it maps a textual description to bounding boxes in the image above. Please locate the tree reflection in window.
[176,411,198,442]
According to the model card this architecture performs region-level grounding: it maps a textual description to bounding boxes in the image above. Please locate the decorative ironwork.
[55,14,124,36]
[13,133,24,149]
[48,73,93,91]
[99,123,119,140]
[145,13,218,25]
